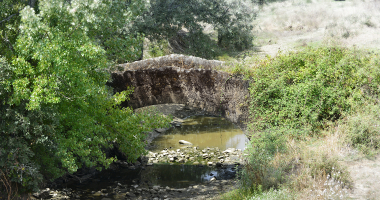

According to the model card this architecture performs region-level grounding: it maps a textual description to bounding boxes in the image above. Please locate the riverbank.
[34,180,239,200]
[31,104,245,200]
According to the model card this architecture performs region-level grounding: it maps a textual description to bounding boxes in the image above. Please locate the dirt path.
[346,155,380,200]
[252,0,380,57]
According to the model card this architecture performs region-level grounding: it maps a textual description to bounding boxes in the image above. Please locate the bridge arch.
[108,54,250,130]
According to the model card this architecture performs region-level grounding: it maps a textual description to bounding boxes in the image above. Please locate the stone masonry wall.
[108,54,249,129]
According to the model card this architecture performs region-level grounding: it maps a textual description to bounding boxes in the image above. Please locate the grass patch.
[229,128,352,200]
[218,188,258,200]
[341,103,380,157]
[219,188,294,200]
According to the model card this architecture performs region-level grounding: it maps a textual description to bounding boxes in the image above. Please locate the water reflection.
[151,116,247,151]
[140,164,234,188]
[65,164,236,199]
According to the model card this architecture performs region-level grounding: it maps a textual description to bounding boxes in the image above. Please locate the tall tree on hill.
[133,0,256,58]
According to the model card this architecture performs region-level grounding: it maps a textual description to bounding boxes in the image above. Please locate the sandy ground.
[252,0,380,57]
[345,155,380,200]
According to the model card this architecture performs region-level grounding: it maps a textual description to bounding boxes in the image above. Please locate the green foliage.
[0,0,144,64]
[219,188,261,200]
[240,130,287,193]
[0,57,45,194]
[0,0,171,195]
[216,0,255,51]
[0,0,36,60]
[83,0,145,63]
[249,47,380,138]
[240,47,379,196]
[134,0,255,58]
[344,103,380,156]
[146,39,171,58]
[247,188,295,200]
[179,31,222,59]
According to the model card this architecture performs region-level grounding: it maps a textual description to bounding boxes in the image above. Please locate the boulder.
[223,148,236,154]
[153,185,160,190]
[33,190,51,199]
[155,128,167,133]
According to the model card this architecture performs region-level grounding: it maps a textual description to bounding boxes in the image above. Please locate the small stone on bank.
[179,140,193,145]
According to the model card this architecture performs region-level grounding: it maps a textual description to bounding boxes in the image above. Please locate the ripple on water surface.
[150,116,248,152]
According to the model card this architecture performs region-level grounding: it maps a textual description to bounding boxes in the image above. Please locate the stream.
[42,116,247,200]
[150,116,247,152]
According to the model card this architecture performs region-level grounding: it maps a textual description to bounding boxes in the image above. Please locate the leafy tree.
[0,0,39,60]
[83,0,146,63]
[133,0,256,58]
[0,0,171,195]
[216,0,256,51]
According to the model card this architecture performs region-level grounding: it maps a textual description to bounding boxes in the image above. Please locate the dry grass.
[253,0,380,56]
[219,128,353,200]
[286,129,351,199]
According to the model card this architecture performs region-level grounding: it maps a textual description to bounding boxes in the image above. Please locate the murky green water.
[64,164,237,199]
[150,116,247,152]
[63,116,245,198]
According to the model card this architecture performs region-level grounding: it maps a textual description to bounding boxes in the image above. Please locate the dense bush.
[249,47,380,138]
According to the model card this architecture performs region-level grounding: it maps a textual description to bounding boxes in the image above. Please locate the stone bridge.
[108,54,250,129]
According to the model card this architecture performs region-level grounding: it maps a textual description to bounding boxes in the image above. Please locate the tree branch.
[2,32,15,53]
[28,0,37,8]
[0,13,18,25]
[0,0,38,26]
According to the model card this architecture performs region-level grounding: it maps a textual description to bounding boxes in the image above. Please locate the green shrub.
[345,103,380,156]
[248,188,295,200]
[249,47,380,138]
[147,39,171,58]
[218,188,258,200]
[0,57,47,194]
[134,0,255,59]
[216,0,255,51]
[219,187,294,200]
[240,129,288,192]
